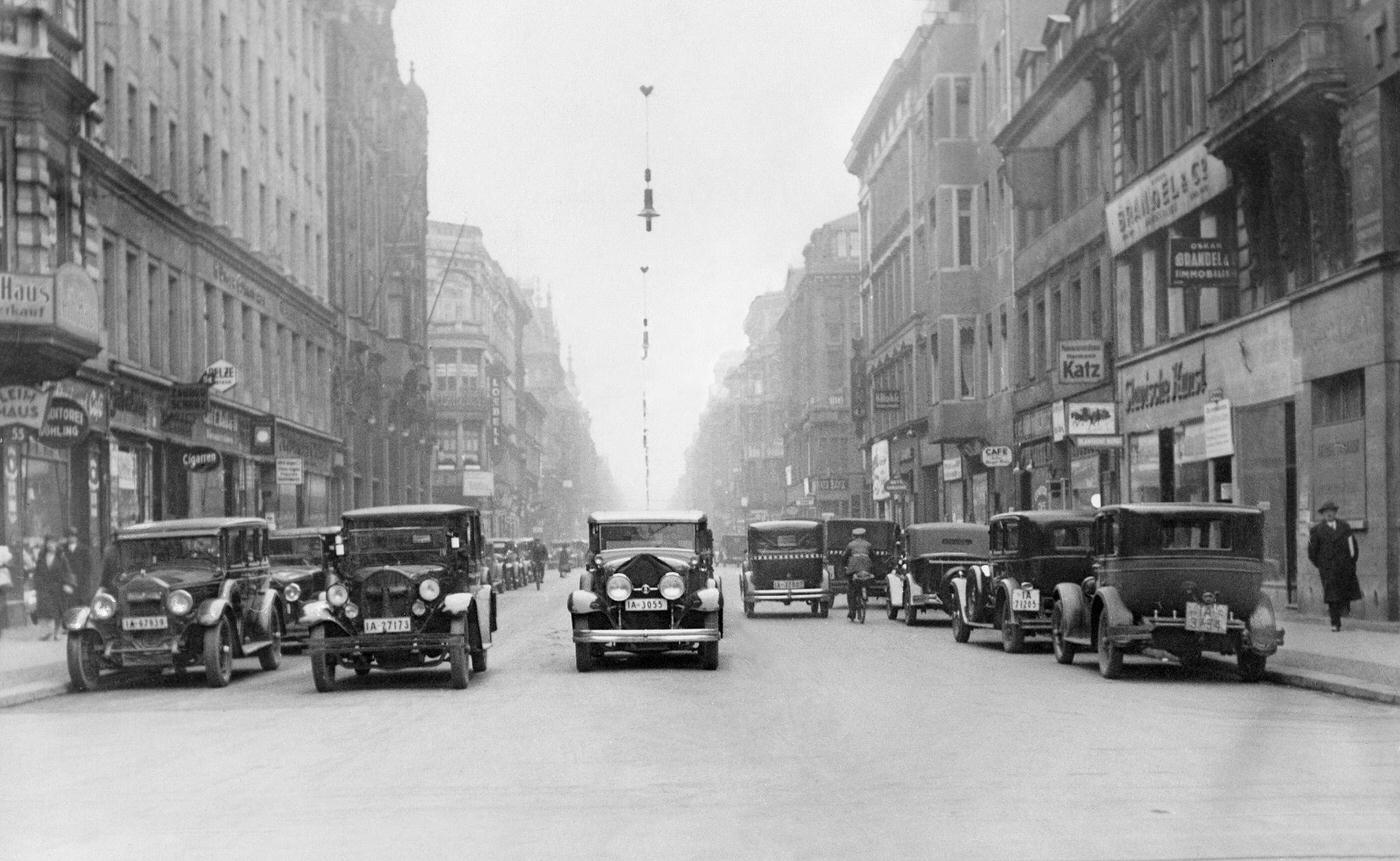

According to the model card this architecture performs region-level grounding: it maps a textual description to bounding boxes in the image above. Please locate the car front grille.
[358,569,416,620]
[616,556,669,590]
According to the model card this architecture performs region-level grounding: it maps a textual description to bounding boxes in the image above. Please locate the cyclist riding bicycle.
[842,527,874,622]
[529,538,549,584]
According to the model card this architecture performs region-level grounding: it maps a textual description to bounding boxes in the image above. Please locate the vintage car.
[950,511,1094,652]
[301,504,495,691]
[823,517,901,600]
[740,520,830,618]
[887,522,988,625]
[268,525,340,647]
[568,510,722,671]
[65,517,285,690]
[1052,503,1282,681]
[718,533,746,566]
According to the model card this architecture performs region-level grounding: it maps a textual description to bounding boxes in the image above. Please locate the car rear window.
[1051,526,1088,549]
[1159,518,1231,551]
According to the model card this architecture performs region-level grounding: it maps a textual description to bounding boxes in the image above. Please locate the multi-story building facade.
[733,291,789,524]
[425,220,532,538]
[0,1,426,620]
[777,213,864,519]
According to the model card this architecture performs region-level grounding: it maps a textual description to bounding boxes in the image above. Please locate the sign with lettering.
[1066,402,1117,436]
[981,445,1013,468]
[169,383,211,416]
[1105,142,1230,254]
[54,263,101,341]
[0,385,50,430]
[871,438,890,502]
[1203,398,1234,459]
[1057,340,1106,385]
[182,447,222,473]
[462,469,495,498]
[1168,238,1236,288]
[1073,434,1123,450]
[0,272,54,325]
[43,379,108,434]
[38,396,88,448]
[873,389,902,411]
[1122,354,1208,414]
[942,454,963,482]
[883,477,910,494]
[275,456,304,486]
[201,360,238,393]
[815,476,848,492]
[489,376,502,447]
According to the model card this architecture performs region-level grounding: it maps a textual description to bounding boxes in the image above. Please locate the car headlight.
[283,582,302,603]
[594,555,604,568]
[344,602,360,619]
[412,600,427,616]
[690,555,700,569]
[327,583,349,607]
[166,589,194,617]
[605,573,633,602]
[658,572,685,601]
[418,578,441,601]
[91,592,117,621]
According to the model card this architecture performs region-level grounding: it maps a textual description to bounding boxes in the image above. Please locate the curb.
[0,679,70,709]
[1263,665,1400,706]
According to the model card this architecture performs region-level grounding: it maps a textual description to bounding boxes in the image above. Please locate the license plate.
[364,617,411,634]
[625,598,667,611]
[1010,588,1040,613]
[1185,602,1228,634]
[122,616,168,631]
[772,579,805,589]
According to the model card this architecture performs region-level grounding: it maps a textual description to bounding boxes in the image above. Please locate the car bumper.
[310,632,465,657]
[573,627,721,645]
[748,587,829,603]
[908,592,945,609]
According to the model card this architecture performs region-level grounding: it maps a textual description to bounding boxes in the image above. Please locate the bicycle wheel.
[855,586,867,624]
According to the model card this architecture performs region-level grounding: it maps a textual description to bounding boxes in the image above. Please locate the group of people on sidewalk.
[0,530,92,641]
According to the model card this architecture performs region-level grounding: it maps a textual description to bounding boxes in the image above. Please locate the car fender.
[299,599,335,627]
[569,590,602,615]
[471,585,493,646]
[196,597,231,627]
[1054,583,1090,640]
[886,573,904,606]
[252,588,280,638]
[740,570,753,597]
[950,575,970,610]
[695,586,722,613]
[64,606,92,632]
[442,592,474,616]
[1093,586,1133,637]
[1245,592,1280,654]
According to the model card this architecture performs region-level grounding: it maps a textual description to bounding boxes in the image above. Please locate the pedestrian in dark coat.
[33,535,76,640]
[0,545,14,638]
[1306,500,1362,631]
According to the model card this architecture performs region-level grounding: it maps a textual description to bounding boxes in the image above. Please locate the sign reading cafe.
[1122,355,1208,415]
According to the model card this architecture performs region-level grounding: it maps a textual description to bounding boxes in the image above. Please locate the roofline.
[589,510,707,523]
[343,504,478,519]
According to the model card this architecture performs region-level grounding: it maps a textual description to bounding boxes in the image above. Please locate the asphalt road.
[3,568,1398,860]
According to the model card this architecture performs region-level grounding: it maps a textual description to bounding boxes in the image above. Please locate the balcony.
[429,390,490,417]
[926,399,988,444]
[1207,22,1347,155]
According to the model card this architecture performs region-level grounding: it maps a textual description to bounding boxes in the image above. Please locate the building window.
[1122,69,1146,177]
[1313,369,1364,426]
[955,187,975,268]
[126,84,139,163]
[1154,47,1174,163]
[1181,15,1204,137]
[957,320,976,399]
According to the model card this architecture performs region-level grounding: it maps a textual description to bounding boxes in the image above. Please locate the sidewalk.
[2,609,1398,707]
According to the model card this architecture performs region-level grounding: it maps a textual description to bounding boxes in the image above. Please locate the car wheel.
[258,606,284,671]
[952,600,972,643]
[448,619,470,689]
[1097,611,1123,679]
[699,639,719,670]
[66,631,102,692]
[904,590,918,626]
[310,625,338,693]
[743,601,754,618]
[472,647,488,673]
[1051,601,1077,665]
[203,616,234,688]
[575,642,595,672]
[817,602,829,619]
[1001,600,1026,654]
[886,596,898,620]
[1237,649,1266,683]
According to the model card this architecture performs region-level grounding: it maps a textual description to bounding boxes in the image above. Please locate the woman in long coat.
[1306,501,1362,631]
[33,535,76,640]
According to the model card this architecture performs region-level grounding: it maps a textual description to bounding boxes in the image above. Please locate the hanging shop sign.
[462,469,495,498]
[0,272,54,325]
[182,447,222,473]
[1053,401,1068,442]
[1168,238,1237,288]
[111,383,159,430]
[200,406,241,448]
[250,417,277,456]
[43,379,108,434]
[1202,398,1234,459]
[1057,340,1106,385]
[169,383,211,416]
[37,396,89,448]
[981,445,1013,468]
[873,389,902,411]
[1073,434,1124,450]
[489,376,502,447]
[1066,402,1117,436]
[1105,142,1230,254]
[0,385,50,431]
[883,477,910,495]
[200,360,238,393]
[1122,354,1207,415]
[815,476,848,492]
[942,453,963,482]
[275,456,304,486]
[871,438,891,502]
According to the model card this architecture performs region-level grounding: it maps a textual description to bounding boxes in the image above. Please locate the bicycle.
[849,571,875,624]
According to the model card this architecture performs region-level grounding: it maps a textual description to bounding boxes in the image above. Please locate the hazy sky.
[394,1,925,507]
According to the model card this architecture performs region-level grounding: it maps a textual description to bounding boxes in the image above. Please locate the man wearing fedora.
[1306,500,1362,631]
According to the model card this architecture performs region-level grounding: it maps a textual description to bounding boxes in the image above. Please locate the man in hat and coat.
[842,528,873,621]
[1306,500,1362,631]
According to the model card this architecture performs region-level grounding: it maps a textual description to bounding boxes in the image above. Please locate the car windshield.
[118,536,221,570]
[345,526,453,564]
[599,522,696,551]
[269,536,323,565]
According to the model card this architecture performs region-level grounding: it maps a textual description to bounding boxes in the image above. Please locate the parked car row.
[65,504,499,693]
[732,503,1284,683]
